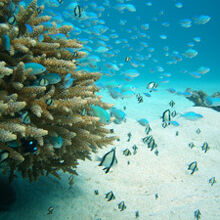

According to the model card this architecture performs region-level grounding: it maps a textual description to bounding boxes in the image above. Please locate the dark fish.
[196,128,201,134]
[209,177,216,186]
[39,78,49,86]
[154,149,159,156]
[105,191,115,201]
[110,129,114,133]
[194,209,201,220]
[132,144,138,155]
[37,7,42,14]
[143,135,153,144]
[46,98,54,106]
[47,207,54,215]
[145,124,151,134]
[125,56,131,62]
[188,142,195,149]
[21,138,38,153]
[137,95,143,103]
[74,5,82,17]
[147,81,158,92]
[169,100,175,107]
[123,148,131,156]
[155,193,159,199]
[148,139,157,151]
[73,51,78,57]
[162,121,168,128]
[94,190,99,195]
[21,111,31,124]
[135,210,139,218]
[176,131,179,136]
[118,201,126,211]
[201,142,209,153]
[127,132,132,142]
[8,15,16,25]
[188,161,198,175]
[171,110,177,117]
[162,109,171,124]
[99,148,117,173]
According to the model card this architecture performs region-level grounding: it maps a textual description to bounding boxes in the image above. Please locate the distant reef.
[0,0,116,183]
[186,88,220,112]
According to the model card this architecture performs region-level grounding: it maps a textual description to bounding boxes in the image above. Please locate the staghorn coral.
[0,0,116,182]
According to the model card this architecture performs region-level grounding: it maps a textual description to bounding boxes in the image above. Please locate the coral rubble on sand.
[0,0,116,182]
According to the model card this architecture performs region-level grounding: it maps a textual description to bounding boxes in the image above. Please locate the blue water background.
[39,0,220,90]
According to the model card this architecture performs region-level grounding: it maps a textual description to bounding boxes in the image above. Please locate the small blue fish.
[176,91,192,97]
[64,73,72,81]
[205,96,220,107]
[47,136,63,149]
[180,112,203,121]
[170,120,180,126]
[121,90,135,98]
[38,34,44,42]
[138,118,149,126]
[91,105,111,124]
[25,24,33,33]
[110,107,126,124]
[1,34,10,51]
[24,63,46,75]
[48,33,67,40]
[167,88,176,93]
[143,92,151,97]
[62,78,75,89]
[6,140,19,148]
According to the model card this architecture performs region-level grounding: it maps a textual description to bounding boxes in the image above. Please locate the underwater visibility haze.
[0,0,220,219]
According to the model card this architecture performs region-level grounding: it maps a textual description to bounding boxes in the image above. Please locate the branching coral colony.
[0,0,116,182]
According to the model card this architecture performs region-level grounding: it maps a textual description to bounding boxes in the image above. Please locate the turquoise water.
[41,0,220,83]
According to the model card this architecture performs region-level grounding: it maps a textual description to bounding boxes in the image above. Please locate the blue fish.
[25,24,33,33]
[110,107,126,124]
[1,34,10,52]
[48,33,67,40]
[38,35,44,42]
[138,118,149,126]
[180,112,203,121]
[24,63,46,75]
[62,78,75,89]
[205,96,220,107]
[47,136,63,149]
[170,121,180,126]
[91,105,111,124]
[143,92,151,97]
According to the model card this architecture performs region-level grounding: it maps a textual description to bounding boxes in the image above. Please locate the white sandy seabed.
[0,88,220,220]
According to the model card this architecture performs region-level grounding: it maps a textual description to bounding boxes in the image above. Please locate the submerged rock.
[185,88,220,112]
